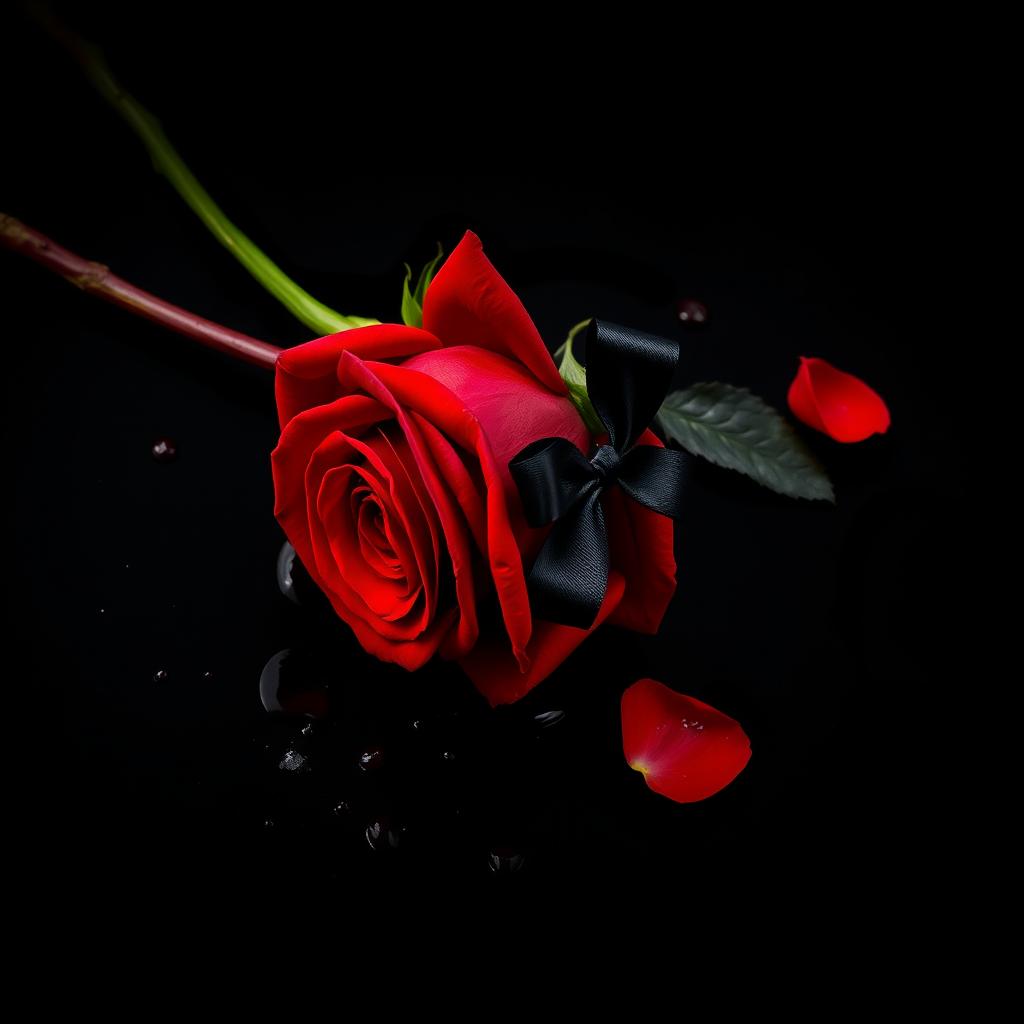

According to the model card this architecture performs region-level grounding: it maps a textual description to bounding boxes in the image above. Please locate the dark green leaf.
[657,383,834,502]
[400,242,444,328]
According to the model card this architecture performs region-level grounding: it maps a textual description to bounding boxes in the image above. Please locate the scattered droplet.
[153,669,169,683]
[263,818,276,830]
[259,649,329,717]
[98,608,106,615]
[533,710,566,730]
[359,748,384,773]
[440,750,457,762]
[201,670,214,682]
[409,719,424,731]
[331,801,352,817]
[676,298,709,325]
[151,437,178,462]
[278,749,309,773]
[365,819,404,851]
[300,722,314,738]
[276,542,299,604]
[487,847,526,874]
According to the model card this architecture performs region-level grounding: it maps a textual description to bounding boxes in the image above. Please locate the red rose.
[271,231,677,705]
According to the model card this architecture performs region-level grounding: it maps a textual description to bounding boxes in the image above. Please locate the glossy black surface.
[4,5,964,894]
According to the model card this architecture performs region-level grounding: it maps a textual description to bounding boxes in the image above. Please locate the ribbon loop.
[509,319,691,630]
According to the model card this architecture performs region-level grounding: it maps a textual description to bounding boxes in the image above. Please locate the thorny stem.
[1,213,282,370]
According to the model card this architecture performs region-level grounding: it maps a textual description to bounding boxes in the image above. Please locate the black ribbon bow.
[509,319,691,630]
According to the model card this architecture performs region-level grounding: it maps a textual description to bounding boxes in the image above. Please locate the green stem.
[35,6,377,335]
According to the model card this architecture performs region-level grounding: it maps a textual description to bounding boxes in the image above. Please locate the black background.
[4,4,963,897]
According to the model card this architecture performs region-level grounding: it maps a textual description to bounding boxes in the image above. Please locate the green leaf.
[657,383,835,502]
[401,243,444,328]
[557,319,604,434]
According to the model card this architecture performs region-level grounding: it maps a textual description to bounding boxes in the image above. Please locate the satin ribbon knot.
[509,319,692,629]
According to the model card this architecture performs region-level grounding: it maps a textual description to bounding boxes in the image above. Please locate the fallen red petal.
[621,678,751,803]
[787,356,891,443]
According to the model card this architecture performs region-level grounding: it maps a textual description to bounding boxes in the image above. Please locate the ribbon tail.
[526,487,608,630]
[618,446,691,519]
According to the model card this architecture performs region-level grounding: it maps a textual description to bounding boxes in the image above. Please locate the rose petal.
[318,464,421,620]
[272,395,392,605]
[421,231,567,395]
[621,678,751,803]
[275,324,441,429]
[459,571,626,707]
[304,432,431,642]
[350,357,535,673]
[604,429,677,634]
[335,355,494,662]
[401,345,590,497]
[787,356,891,443]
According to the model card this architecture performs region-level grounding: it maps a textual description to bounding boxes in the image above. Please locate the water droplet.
[359,748,384,772]
[300,722,314,738]
[278,749,309,773]
[533,710,566,729]
[259,649,329,717]
[487,847,526,874]
[440,750,456,762]
[365,819,403,851]
[331,801,352,817]
[153,669,169,683]
[676,298,709,325]
[409,719,424,731]
[263,818,276,830]
[201,670,214,682]
[151,437,178,462]
[276,542,300,604]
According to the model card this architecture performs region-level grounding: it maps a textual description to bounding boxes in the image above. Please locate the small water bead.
[358,748,385,773]
[151,437,178,462]
[487,848,526,874]
[365,819,404,851]
[259,648,329,717]
[201,671,214,682]
[276,542,300,604]
[153,669,169,683]
[676,298,709,325]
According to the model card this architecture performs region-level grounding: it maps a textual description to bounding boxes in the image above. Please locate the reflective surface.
[7,8,963,893]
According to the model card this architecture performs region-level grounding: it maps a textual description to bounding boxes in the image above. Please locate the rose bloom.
[271,232,676,705]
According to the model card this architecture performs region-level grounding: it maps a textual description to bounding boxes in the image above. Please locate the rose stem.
[0,213,281,370]
[29,5,378,336]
